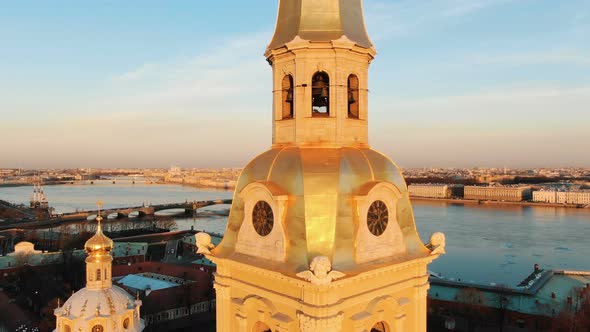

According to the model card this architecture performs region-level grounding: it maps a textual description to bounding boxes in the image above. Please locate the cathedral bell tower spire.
[201,1,445,331]
[265,0,376,147]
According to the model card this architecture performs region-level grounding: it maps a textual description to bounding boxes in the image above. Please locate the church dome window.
[282,75,294,119]
[123,317,130,329]
[311,72,329,116]
[91,325,104,332]
[367,200,389,236]
[252,201,274,236]
[348,74,359,118]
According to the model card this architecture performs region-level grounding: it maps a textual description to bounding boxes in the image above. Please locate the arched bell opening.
[348,74,360,118]
[253,321,272,332]
[371,321,391,332]
[311,71,329,117]
[281,75,294,119]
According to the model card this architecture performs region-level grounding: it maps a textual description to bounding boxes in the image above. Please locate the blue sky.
[1,0,589,168]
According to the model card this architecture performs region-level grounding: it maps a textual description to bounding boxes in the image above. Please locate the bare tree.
[553,285,590,332]
[456,287,487,332]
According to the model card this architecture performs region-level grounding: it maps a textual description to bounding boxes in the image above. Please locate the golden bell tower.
[198,1,446,331]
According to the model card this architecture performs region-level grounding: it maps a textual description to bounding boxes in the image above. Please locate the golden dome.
[84,217,113,254]
[213,146,430,271]
[267,0,374,51]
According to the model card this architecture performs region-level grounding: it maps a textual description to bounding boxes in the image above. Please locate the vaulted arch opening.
[371,321,390,332]
[312,71,329,116]
[281,75,294,119]
[348,74,359,118]
[253,321,272,332]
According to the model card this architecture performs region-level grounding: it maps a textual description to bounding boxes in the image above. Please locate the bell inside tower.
[311,72,329,116]
[282,75,294,119]
[348,74,359,118]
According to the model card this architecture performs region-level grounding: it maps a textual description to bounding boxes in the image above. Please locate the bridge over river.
[0,199,233,230]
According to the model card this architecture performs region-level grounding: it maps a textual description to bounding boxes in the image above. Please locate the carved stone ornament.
[427,232,446,255]
[195,232,215,255]
[298,312,343,332]
[296,256,345,285]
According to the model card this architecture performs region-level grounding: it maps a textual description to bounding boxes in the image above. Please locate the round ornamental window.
[367,200,389,236]
[92,325,104,332]
[252,201,274,236]
[123,318,130,329]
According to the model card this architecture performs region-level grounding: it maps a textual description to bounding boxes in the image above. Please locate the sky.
[0,0,589,169]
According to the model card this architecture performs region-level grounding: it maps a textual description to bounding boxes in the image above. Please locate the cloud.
[0,31,274,168]
[468,50,590,66]
[364,0,513,40]
[114,63,157,82]
[441,0,512,17]
[370,84,590,167]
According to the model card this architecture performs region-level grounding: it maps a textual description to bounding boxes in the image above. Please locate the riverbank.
[410,196,589,209]
[157,180,235,191]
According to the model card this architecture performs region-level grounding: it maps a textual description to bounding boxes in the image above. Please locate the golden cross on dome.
[96,200,103,223]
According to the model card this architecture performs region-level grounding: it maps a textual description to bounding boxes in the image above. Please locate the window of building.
[311,72,329,116]
[281,75,294,119]
[96,269,101,281]
[123,318,130,329]
[348,74,359,118]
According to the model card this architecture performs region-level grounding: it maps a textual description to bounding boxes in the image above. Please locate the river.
[1,179,589,287]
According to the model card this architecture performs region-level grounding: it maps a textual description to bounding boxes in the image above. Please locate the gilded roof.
[85,217,114,254]
[267,0,373,51]
[214,147,429,271]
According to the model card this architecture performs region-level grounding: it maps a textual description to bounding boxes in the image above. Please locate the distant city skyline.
[1,0,589,168]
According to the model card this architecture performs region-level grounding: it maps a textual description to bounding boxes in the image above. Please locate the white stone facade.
[408,185,452,199]
[464,186,532,202]
[533,190,590,205]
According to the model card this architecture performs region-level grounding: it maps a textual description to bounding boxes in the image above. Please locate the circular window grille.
[367,200,389,236]
[252,201,274,236]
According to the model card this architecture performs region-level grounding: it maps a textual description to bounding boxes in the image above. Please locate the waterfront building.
[53,213,144,332]
[195,1,445,331]
[464,185,532,202]
[112,262,214,329]
[429,269,590,331]
[408,184,464,199]
[533,190,590,205]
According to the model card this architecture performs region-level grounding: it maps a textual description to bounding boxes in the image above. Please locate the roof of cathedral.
[57,285,137,319]
[267,0,373,51]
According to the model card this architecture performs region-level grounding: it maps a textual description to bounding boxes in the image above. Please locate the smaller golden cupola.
[84,201,115,291]
[55,200,145,332]
[84,216,113,254]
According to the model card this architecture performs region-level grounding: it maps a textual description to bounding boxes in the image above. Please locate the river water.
[1,179,589,287]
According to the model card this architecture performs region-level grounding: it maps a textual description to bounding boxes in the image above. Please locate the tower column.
[214,282,232,332]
